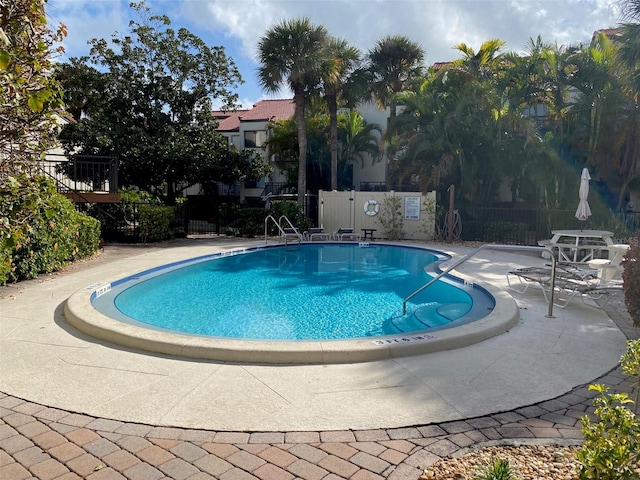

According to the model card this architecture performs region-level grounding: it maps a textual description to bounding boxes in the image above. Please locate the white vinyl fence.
[318,190,436,241]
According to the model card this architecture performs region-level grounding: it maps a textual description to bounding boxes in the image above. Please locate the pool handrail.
[402,244,558,318]
[264,214,302,245]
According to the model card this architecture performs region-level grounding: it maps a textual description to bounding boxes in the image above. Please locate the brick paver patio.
[1,243,637,479]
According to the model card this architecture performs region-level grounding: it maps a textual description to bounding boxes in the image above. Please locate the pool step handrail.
[402,244,558,318]
[264,214,302,246]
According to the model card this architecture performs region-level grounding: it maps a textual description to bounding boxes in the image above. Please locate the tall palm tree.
[615,0,640,208]
[539,42,578,141]
[257,18,329,207]
[367,35,425,128]
[618,0,640,91]
[322,38,361,190]
[451,38,506,82]
[567,33,620,168]
[503,36,550,122]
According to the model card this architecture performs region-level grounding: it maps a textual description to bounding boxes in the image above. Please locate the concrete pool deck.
[0,238,632,434]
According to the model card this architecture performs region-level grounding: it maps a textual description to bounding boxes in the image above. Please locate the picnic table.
[541,230,614,264]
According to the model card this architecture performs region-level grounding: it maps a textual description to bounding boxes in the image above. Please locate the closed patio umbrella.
[575,167,592,230]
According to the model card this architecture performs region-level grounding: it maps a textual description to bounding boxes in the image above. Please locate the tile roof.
[241,99,295,122]
[213,99,295,132]
[213,110,245,132]
[432,61,452,71]
[593,27,624,40]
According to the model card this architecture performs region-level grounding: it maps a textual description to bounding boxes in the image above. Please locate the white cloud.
[177,0,620,62]
[46,0,623,106]
[47,0,131,61]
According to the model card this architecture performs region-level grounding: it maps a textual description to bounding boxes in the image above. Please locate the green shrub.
[577,384,640,480]
[138,205,175,243]
[230,207,273,237]
[377,194,404,240]
[1,185,101,284]
[578,340,640,480]
[620,339,640,413]
[0,245,11,285]
[622,241,640,328]
[74,214,101,259]
[270,201,312,232]
[219,202,241,229]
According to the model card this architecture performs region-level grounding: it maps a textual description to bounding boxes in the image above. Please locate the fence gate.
[319,190,436,241]
[182,194,220,235]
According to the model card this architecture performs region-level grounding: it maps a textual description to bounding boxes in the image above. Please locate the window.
[244,130,267,148]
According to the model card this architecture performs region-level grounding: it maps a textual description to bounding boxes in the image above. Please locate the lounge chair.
[303,227,330,241]
[506,264,620,308]
[281,227,302,243]
[333,228,361,241]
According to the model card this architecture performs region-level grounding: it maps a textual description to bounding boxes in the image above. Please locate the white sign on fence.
[404,196,421,220]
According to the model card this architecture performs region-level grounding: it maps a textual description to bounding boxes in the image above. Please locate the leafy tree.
[451,38,507,81]
[196,144,273,195]
[257,17,330,206]
[566,33,622,169]
[264,112,331,192]
[0,0,66,252]
[57,1,244,204]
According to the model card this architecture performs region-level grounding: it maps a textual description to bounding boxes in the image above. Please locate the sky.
[46,0,624,109]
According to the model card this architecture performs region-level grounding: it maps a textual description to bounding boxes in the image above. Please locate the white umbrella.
[575,167,592,229]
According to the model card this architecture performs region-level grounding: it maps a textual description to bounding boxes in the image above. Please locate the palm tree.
[451,38,507,82]
[257,18,329,207]
[615,0,640,208]
[367,35,425,128]
[322,38,361,190]
[337,110,382,188]
[503,36,550,123]
[539,42,578,141]
[618,0,640,91]
[567,33,620,168]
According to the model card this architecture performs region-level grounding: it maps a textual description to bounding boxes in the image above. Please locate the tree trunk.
[294,89,307,208]
[327,93,338,190]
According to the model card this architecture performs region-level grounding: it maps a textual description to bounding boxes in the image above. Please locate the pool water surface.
[95,244,495,341]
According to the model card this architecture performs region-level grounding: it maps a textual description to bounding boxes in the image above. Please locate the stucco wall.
[319,190,436,241]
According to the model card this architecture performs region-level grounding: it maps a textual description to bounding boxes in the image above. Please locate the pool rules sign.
[404,196,421,220]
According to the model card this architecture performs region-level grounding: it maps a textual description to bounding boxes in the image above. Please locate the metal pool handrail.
[402,244,558,318]
[264,214,301,246]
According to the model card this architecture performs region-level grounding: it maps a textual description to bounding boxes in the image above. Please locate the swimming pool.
[65,242,519,364]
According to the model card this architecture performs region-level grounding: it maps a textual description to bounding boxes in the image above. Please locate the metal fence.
[94,198,639,244]
[449,206,639,245]
[40,154,118,193]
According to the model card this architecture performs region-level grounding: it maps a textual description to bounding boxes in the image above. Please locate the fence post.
[447,185,455,243]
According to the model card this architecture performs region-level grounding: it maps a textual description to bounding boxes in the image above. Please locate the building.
[211,99,294,202]
[209,99,391,204]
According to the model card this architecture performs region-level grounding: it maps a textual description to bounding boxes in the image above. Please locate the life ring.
[364,199,380,216]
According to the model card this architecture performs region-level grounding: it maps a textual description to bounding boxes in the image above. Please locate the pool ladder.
[264,214,302,247]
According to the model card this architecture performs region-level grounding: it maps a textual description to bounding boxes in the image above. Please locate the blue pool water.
[94,244,494,341]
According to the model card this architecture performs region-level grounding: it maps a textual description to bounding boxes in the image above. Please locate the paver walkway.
[1,240,637,480]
